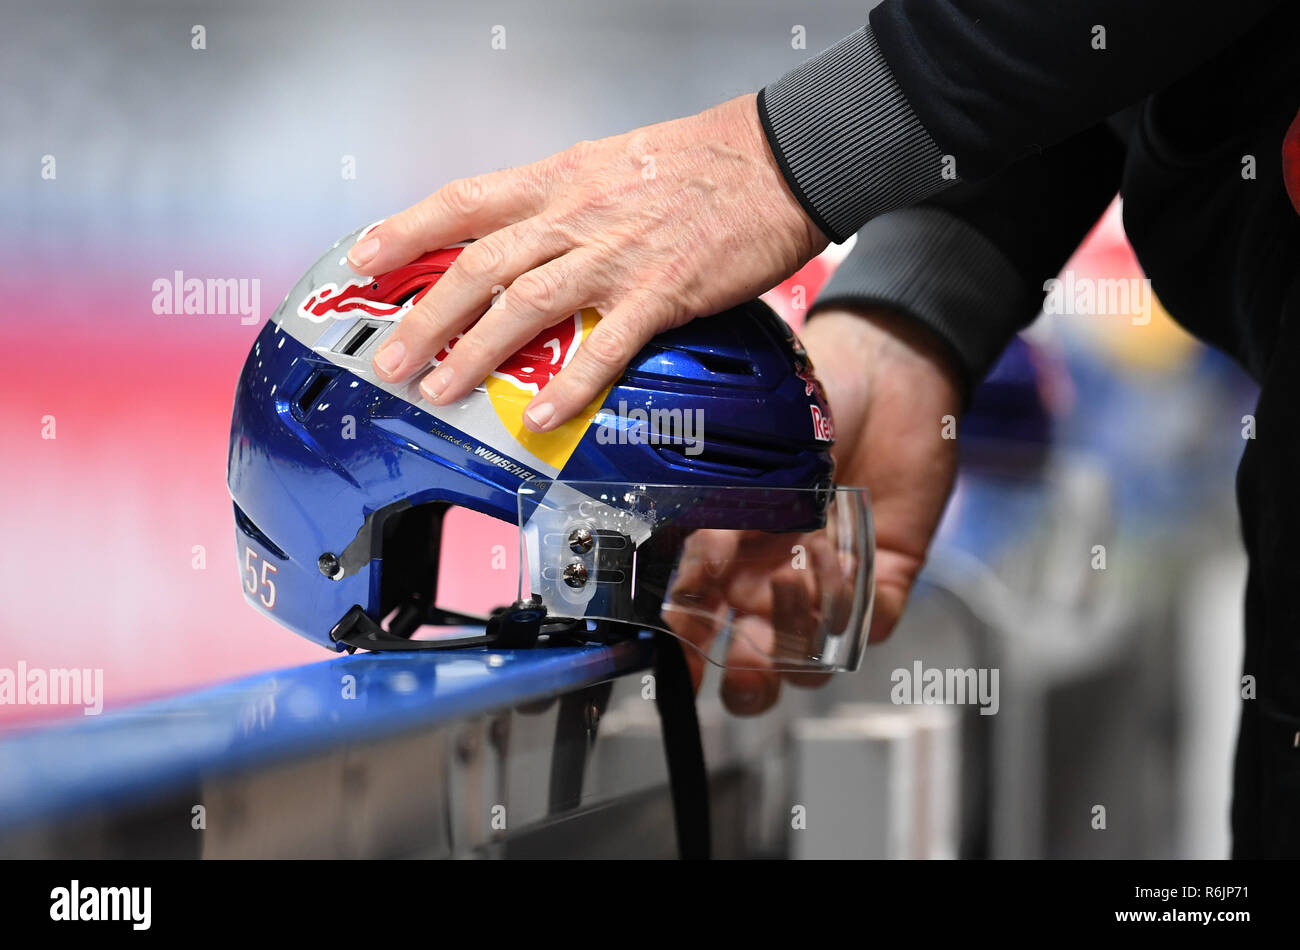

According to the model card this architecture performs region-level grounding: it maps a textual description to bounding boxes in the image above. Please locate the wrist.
[698,94,831,256]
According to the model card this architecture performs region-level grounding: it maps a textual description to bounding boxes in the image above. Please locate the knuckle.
[408,301,448,337]
[636,284,690,326]
[517,161,552,204]
[440,330,485,368]
[552,139,596,175]
[548,204,588,246]
[624,130,653,160]
[456,238,505,285]
[584,181,623,214]
[441,176,485,218]
[509,269,562,314]
[580,325,632,372]
[386,205,427,244]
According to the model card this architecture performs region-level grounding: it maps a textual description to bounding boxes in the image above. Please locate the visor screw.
[562,560,589,589]
[568,527,594,554]
[318,552,342,579]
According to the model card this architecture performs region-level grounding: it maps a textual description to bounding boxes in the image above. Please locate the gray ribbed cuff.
[758,26,952,243]
[809,208,1034,391]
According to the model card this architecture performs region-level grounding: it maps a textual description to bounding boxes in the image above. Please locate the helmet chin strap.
[652,629,712,860]
[327,596,635,653]
[327,603,497,652]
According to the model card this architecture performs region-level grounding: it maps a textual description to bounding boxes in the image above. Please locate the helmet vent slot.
[294,368,337,418]
[653,442,766,478]
[336,320,385,357]
[688,352,755,377]
[233,502,289,559]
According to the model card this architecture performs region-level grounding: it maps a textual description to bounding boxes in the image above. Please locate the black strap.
[332,601,712,857]
[547,681,615,815]
[652,630,711,860]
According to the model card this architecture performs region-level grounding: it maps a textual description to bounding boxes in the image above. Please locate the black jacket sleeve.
[809,123,1125,394]
[759,0,1284,242]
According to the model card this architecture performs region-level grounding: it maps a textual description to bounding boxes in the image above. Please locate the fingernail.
[420,365,454,402]
[733,690,762,712]
[524,402,555,431]
[348,237,380,269]
[373,339,405,378]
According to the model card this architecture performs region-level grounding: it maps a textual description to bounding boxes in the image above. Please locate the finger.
[719,614,781,716]
[669,530,744,601]
[371,221,568,383]
[662,530,743,668]
[347,168,548,274]
[523,292,668,433]
[806,527,855,636]
[768,574,815,665]
[419,250,605,406]
[868,549,923,644]
[771,576,832,690]
[869,577,911,644]
[723,553,814,619]
[720,668,781,716]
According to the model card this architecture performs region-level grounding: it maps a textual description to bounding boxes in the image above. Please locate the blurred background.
[0,0,1259,857]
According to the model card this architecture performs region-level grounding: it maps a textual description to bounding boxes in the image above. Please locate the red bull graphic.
[795,355,834,443]
[293,241,612,474]
[480,308,610,471]
[796,362,818,397]
[296,247,460,323]
[434,310,586,396]
[810,403,834,442]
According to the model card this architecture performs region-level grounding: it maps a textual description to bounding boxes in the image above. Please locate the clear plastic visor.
[518,481,874,673]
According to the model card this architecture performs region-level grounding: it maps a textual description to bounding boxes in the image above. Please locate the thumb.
[868,577,913,644]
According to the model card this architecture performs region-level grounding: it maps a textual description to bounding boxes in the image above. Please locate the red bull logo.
[802,358,834,442]
[298,278,421,321]
[480,309,610,471]
[796,356,829,399]
[296,240,612,473]
[297,247,460,323]
[435,311,585,396]
[810,403,834,442]
[495,314,584,394]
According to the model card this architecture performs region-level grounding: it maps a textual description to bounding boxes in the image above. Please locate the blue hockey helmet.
[228,225,874,672]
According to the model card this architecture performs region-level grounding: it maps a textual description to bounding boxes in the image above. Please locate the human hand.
[349,93,826,431]
[674,307,963,715]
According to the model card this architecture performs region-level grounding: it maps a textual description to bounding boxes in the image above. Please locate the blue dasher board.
[0,636,742,858]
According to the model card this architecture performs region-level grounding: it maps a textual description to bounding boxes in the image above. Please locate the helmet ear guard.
[322,499,589,654]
